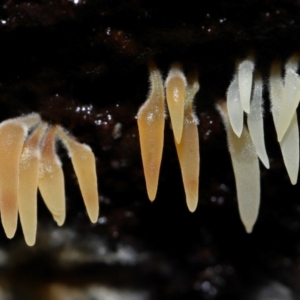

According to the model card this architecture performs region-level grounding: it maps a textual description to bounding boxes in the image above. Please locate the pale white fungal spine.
[217,102,260,233]
[247,72,269,169]
[227,75,244,137]
[269,59,300,184]
[238,56,255,114]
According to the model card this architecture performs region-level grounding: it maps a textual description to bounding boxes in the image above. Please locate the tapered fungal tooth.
[238,57,255,114]
[277,69,300,141]
[0,114,40,239]
[19,123,48,246]
[269,61,283,133]
[217,102,260,233]
[247,73,269,169]
[280,113,299,184]
[38,126,66,226]
[227,75,244,137]
[175,72,200,212]
[165,64,187,143]
[137,62,165,201]
[269,61,300,184]
[56,126,99,223]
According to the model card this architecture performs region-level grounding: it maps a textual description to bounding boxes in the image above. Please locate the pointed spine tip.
[148,195,156,202]
[55,219,65,226]
[245,225,253,234]
[187,202,197,213]
[5,230,16,239]
[25,239,35,247]
[291,179,298,185]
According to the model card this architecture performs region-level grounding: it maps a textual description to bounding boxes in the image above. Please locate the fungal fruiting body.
[56,126,99,223]
[0,113,41,239]
[0,114,99,246]
[218,54,300,232]
[38,126,66,226]
[137,55,300,233]
[237,56,255,114]
[174,72,200,212]
[221,58,271,232]
[137,62,165,201]
[137,63,200,212]
[270,59,300,184]
[19,123,47,246]
[247,72,269,169]
[276,55,300,143]
[165,64,187,143]
[217,102,260,233]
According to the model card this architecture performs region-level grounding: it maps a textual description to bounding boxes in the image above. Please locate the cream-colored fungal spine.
[19,122,48,246]
[227,75,244,137]
[137,61,165,201]
[38,126,66,226]
[269,59,299,184]
[165,63,187,143]
[0,113,99,246]
[220,53,300,232]
[174,70,200,212]
[217,102,260,233]
[247,72,269,169]
[237,56,255,114]
[276,54,300,142]
[56,126,99,223]
[138,63,200,212]
[0,113,41,239]
[226,57,270,169]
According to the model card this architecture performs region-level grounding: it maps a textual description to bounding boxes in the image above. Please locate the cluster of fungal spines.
[137,62,200,212]
[137,54,300,234]
[218,54,300,232]
[0,113,99,246]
